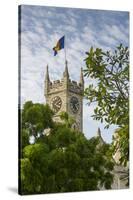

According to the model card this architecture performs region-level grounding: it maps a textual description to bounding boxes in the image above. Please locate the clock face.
[70,96,79,114]
[51,96,62,113]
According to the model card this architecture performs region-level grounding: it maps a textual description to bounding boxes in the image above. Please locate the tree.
[84,44,129,165]
[20,101,54,160]
[20,102,114,194]
[21,101,54,141]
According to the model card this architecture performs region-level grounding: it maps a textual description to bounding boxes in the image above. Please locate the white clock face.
[70,96,80,114]
[51,96,62,113]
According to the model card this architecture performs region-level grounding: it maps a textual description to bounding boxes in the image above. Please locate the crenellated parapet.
[68,79,84,95]
[48,79,64,94]
[44,63,84,96]
[46,78,84,95]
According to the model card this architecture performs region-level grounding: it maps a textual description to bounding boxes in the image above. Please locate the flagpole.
[64,36,67,65]
[65,47,67,63]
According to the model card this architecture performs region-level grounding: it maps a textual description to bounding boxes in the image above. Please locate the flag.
[53,36,65,56]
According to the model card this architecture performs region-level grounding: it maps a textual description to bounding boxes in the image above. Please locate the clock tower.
[44,61,84,132]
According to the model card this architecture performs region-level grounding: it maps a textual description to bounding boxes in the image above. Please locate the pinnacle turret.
[79,67,84,85]
[45,64,50,95]
[45,64,50,82]
[97,127,101,137]
[63,60,69,78]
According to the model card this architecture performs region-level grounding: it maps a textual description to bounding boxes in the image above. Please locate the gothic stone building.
[44,61,84,132]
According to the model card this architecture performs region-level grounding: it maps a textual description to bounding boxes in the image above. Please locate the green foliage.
[21,101,54,141]
[21,129,29,150]
[84,44,129,128]
[20,101,114,194]
[84,44,129,165]
[20,116,114,193]
[112,125,129,166]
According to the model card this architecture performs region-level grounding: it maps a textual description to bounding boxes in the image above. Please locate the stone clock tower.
[44,61,84,132]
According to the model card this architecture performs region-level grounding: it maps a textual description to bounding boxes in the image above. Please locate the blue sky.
[20,5,129,143]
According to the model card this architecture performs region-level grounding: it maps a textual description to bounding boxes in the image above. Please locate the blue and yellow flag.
[53,36,65,56]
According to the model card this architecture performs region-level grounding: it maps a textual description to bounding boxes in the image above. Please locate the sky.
[20,5,129,143]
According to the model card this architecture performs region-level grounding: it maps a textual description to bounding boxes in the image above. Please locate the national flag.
[53,36,65,56]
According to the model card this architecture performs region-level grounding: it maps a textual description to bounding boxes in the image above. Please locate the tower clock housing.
[44,61,84,132]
